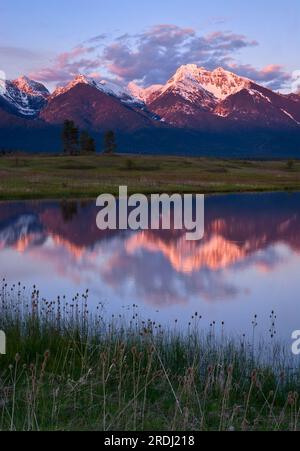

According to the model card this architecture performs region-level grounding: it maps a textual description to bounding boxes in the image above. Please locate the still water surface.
[0,192,300,341]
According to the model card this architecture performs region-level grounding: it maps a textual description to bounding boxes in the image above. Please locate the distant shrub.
[287,160,295,171]
[125,158,135,170]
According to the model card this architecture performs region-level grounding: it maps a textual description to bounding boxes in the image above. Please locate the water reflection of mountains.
[0,193,299,274]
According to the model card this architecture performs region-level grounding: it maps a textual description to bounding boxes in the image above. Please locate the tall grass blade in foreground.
[0,282,300,431]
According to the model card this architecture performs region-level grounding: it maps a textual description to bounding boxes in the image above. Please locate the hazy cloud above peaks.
[29,24,291,91]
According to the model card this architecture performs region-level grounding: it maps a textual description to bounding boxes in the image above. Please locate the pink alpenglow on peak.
[129,65,251,104]
[197,67,250,100]
[51,74,141,105]
[0,75,50,117]
[12,76,50,98]
[1,64,300,136]
[128,82,164,104]
[126,64,300,128]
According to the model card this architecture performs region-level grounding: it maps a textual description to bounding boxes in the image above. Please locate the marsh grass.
[1,154,300,200]
[0,282,300,431]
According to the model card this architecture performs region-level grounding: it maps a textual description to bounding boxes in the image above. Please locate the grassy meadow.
[0,284,300,431]
[0,153,300,199]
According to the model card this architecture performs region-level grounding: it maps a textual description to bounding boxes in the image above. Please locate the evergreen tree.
[70,123,79,155]
[62,120,79,155]
[80,131,96,154]
[104,130,117,154]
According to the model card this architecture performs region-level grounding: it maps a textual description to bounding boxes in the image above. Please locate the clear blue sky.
[0,0,299,91]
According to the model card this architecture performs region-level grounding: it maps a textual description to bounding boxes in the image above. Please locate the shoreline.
[0,187,299,203]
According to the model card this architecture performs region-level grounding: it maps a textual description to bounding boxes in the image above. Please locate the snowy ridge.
[51,75,143,106]
[193,66,250,100]
[281,109,300,125]
[129,65,251,105]
[128,82,164,104]
[12,76,50,99]
[0,76,49,117]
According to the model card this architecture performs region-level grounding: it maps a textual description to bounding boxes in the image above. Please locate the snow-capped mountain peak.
[169,64,250,100]
[129,65,251,107]
[0,76,49,117]
[12,76,50,99]
[51,74,143,106]
[203,67,250,99]
[172,64,203,80]
[51,75,94,98]
[155,64,219,110]
[129,64,219,107]
[164,64,217,99]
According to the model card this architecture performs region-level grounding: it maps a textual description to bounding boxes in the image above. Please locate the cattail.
[251,369,257,383]
[288,392,295,406]
[227,364,234,375]
[100,352,107,362]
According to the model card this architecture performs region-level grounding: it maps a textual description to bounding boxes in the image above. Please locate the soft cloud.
[103,25,258,85]
[29,24,291,92]
[227,63,292,90]
[30,45,100,85]
[86,34,108,44]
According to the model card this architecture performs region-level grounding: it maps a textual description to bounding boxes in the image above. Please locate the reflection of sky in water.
[0,193,300,342]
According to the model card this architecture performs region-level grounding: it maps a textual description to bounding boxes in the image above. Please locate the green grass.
[0,283,300,431]
[0,154,300,200]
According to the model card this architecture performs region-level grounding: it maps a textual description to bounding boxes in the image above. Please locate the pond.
[1,192,300,342]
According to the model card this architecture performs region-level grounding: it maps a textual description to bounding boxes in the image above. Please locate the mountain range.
[1,65,300,157]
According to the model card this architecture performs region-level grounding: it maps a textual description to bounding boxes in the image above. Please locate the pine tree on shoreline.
[103,130,117,155]
[80,131,96,154]
[62,120,79,155]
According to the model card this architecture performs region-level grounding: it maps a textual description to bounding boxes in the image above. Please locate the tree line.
[62,120,117,155]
